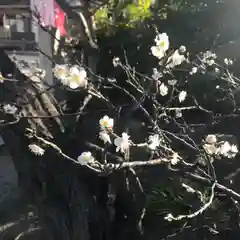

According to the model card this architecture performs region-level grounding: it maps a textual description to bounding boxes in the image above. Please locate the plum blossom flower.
[28,144,45,156]
[99,131,111,144]
[205,134,217,144]
[114,132,130,153]
[166,50,185,68]
[3,104,17,115]
[148,134,160,150]
[175,109,182,118]
[218,141,232,157]
[203,51,217,60]
[206,59,215,66]
[224,58,233,66]
[68,66,87,89]
[219,141,238,158]
[154,33,169,50]
[170,153,181,165]
[178,91,187,103]
[77,152,94,165]
[203,144,218,155]
[151,33,169,60]
[99,115,114,130]
[179,45,186,53]
[113,57,120,67]
[202,51,216,66]
[159,83,168,96]
[151,46,165,60]
[190,67,198,75]
[53,64,68,81]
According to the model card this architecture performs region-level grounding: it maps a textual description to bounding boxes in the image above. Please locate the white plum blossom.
[205,134,217,144]
[170,153,181,165]
[178,91,187,103]
[224,58,233,66]
[218,141,232,157]
[68,66,87,89]
[159,83,168,96]
[232,145,238,153]
[202,51,217,67]
[218,142,238,158]
[99,115,114,130]
[230,145,239,157]
[77,152,94,165]
[203,51,217,60]
[154,33,169,50]
[190,67,198,75]
[148,134,160,150]
[206,59,215,66]
[28,144,45,156]
[99,131,111,144]
[203,135,238,159]
[3,104,17,115]
[53,64,68,81]
[203,144,218,155]
[175,109,182,118]
[113,57,120,67]
[151,33,169,60]
[114,132,130,153]
[179,45,186,53]
[166,50,185,68]
[151,46,165,60]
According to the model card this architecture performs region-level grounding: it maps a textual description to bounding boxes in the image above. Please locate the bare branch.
[164,182,216,221]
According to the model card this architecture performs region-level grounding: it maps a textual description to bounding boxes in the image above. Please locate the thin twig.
[164,182,216,221]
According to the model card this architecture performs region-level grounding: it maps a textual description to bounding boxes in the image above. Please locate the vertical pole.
[38,26,53,85]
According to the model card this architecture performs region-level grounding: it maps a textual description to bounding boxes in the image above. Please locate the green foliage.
[93,0,218,34]
[94,0,153,33]
[123,0,152,23]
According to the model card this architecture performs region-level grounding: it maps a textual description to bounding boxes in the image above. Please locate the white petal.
[69,81,80,89]
[122,132,129,140]
[190,67,198,75]
[79,69,87,79]
[205,134,217,144]
[159,83,168,96]
[108,118,114,128]
[77,151,93,165]
[203,144,218,155]
[231,145,238,153]
[99,131,111,144]
[151,46,164,59]
[103,115,110,121]
[114,137,122,147]
[69,65,81,75]
[179,91,187,103]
